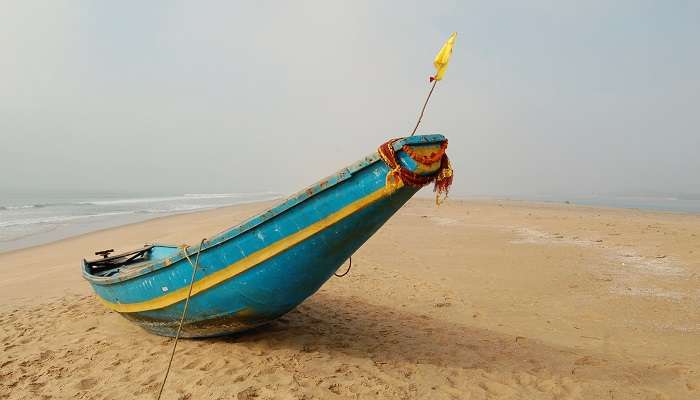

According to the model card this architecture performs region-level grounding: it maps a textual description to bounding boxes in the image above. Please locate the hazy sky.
[1,1,698,198]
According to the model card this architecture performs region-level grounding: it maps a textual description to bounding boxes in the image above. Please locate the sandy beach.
[1,198,699,399]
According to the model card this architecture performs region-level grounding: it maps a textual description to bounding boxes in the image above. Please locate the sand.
[1,198,699,399]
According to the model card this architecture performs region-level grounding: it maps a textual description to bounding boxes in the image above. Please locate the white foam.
[0,211,136,228]
[82,192,279,206]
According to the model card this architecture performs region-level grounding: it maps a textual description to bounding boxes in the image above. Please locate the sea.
[517,194,700,214]
[0,191,282,253]
[1,191,698,254]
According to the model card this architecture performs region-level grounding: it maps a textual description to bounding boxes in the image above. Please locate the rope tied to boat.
[334,257,352,277]
[377,139,453,205]
[156,238,207,400]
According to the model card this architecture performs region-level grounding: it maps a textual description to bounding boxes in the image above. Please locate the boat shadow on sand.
[2,293,692,399]
[202,292,671,386]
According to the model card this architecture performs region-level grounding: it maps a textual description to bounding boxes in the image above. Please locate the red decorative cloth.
[377,139,453,205]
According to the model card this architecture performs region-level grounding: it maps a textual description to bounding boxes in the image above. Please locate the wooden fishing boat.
[82,134,452,337]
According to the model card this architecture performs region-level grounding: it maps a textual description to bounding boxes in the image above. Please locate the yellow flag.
[431,32,457,82]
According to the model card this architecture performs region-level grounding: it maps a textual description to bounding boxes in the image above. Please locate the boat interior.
[84,245,180,277]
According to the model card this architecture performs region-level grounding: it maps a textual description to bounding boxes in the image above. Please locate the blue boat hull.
[83,135,447,337]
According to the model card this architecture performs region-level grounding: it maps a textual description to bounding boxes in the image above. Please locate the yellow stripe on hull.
[100,184,400,313]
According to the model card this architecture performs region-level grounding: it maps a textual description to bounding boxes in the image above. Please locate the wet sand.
[1,198,699,399]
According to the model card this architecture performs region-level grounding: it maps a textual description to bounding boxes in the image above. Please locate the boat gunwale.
[82,134,446,286]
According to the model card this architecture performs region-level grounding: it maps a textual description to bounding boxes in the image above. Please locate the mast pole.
[409,79,438,136]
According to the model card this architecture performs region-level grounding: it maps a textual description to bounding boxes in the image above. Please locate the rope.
[156,238,206,400]
[410,79,438,136]
[334,257,352,277]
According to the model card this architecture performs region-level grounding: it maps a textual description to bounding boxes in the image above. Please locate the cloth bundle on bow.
[378,139,453,205]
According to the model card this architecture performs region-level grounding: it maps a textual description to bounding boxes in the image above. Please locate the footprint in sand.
[198,361,214,372]
[237,386,258,400]
[76,377,98,390]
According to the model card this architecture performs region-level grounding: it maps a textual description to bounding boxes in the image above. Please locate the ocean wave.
[0,192,281,210]
[183,192,279,199]
[134,204,216,214]
[0,203,54,210]
[80,192,279,206]
[0,192,283,231]
[0,211,136,228]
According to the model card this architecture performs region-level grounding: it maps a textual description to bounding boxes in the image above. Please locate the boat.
[82,134,453,337]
